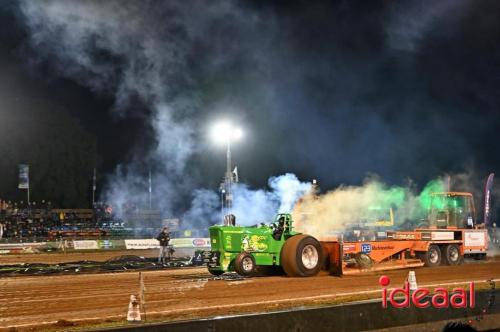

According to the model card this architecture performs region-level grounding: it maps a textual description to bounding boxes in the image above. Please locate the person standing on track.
[157,227,171,265]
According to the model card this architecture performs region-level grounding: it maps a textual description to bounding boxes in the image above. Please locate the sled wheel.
[442,244,462,265]
[423,244,442,267]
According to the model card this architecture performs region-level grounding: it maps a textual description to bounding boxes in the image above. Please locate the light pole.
[148,168,152,209]
[92,167,96,207]
[211,121,243,219]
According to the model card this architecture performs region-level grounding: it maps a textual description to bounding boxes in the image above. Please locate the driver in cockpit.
[272,216,285,240]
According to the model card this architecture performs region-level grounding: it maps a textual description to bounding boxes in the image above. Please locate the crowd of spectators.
[0,198,119,241]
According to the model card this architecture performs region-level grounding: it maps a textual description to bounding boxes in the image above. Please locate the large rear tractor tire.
[281,235,323,277]
[442,244,463,265]
[234,252,256,276]
[423,245,442,267]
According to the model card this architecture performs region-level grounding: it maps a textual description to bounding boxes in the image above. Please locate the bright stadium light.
[211,121,243,144]
[211,120,244,220]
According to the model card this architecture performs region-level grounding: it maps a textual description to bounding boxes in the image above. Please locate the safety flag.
[233,166,239,183]
[484,173,495,226]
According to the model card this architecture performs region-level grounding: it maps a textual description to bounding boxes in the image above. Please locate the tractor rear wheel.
[442,244,462,265]
[281,235,322,277]
[423,244,442,267]
[234,252,256,276]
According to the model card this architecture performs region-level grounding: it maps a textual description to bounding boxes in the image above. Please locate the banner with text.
[18,164,29,189]
[125,239,160,250]
[73,240,99,250]
[170,238,210,248]
[124,238,211,249]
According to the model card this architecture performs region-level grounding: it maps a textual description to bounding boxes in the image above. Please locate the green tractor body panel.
[206,213,299,274]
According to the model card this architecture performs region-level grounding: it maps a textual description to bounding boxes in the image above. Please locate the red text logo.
[379,275,475,309]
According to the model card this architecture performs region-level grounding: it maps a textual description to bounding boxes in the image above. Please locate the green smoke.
[294,176,453,236]
[368,186,405,209]
[367,178,446,223]
[364,183,406,222]
[418,179,446,210]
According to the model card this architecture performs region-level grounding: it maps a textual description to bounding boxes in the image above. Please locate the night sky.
[1,0,500,213]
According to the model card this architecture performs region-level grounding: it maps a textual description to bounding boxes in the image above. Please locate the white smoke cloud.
[183,173,312,227]
[153,105,195,175]
[269,173,312,213]
[183,189,221,227]
[20,0,190,106]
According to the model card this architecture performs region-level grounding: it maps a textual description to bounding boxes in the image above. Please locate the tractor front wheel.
[281,235,322,277]
[234,252,256,276]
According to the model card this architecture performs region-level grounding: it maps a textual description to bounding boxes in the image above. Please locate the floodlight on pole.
[211,120,243,219]
[211,121,243,144]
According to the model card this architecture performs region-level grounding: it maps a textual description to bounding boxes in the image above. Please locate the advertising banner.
[125,239,160,250]
[73,240,99,250]
[431,232,454,241]
[170,238,210,248]
[124,238,211,249]
[18,164,29,189]
[97,239,117,249]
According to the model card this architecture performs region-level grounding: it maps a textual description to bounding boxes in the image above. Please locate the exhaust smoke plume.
[293,177,446,238]
[231,173,312,225]
[184,173,311,227]
[293,171,496,239]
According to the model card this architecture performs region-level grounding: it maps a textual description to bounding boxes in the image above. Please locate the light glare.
[233,128,243,139]
[211,121,243,144]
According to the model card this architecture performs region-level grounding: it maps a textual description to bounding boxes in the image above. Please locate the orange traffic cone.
[127,295,141,322]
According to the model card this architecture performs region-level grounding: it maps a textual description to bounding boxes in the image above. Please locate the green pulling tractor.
[204,213,323,277]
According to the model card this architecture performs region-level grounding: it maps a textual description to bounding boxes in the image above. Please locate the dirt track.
[1,254,499,331]
[0,250,159,264]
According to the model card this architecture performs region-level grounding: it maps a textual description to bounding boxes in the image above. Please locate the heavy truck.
[203,175,493,277]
